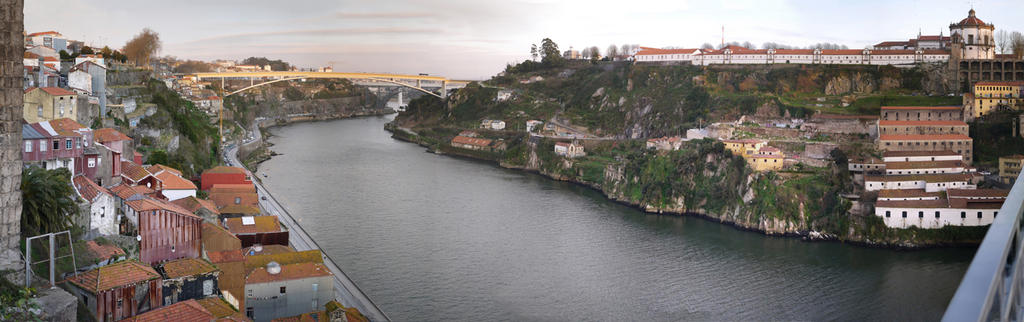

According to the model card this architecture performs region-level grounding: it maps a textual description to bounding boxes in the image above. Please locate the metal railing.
[944,172,1024,322]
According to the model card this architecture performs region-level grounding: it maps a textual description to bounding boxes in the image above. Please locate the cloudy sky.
[25,0,1024,80]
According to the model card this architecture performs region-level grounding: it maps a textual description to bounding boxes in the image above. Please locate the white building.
[555,141,585,158]
[875,198,1001,229]
[68,68,92,95]
[72,175,117,236]
[865,173,974,192]
[634,47,703,63]
[949,9,996,60]
[480,119,505,130]
[74,54,105,68]
[526,120,543,132]
[635,45,949,66]
[882,150,963,163]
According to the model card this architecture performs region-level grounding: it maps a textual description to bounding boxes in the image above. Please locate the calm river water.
[259,115,976,321]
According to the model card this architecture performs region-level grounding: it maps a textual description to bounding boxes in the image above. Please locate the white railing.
[944,172,1024,322]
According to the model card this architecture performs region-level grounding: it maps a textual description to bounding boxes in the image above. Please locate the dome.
[266,261,281,275]
[957,9,987,26]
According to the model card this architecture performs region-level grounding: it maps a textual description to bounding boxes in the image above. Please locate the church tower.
[949,9,996,60]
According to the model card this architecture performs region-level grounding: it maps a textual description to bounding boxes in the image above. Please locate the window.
[37,106,43,117]
[203,280,214,296]
[918,211,924,218]
[88,158,95,168]
[246,307,254,319]
[247,289,253,298]
[885,211,891,218]
[40,140,46,152]
[978,212,983,219]
[935,211,940,219]
[280,286,286,294]
[52,140,59,150]
[76,138,81,148]
[902,211,907,218]
[235,197,241,204]
[65,139,72,150]
[117,298,123,310]
[24,141,31,152]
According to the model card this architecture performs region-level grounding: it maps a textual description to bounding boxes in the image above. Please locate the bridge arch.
[221,76,442,98]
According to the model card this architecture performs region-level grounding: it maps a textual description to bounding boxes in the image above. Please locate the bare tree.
[588,46,601,61]
[606,44,619,60]
[1012,31,1024,59]
[123,28,162,66]
[620,44,633,56]
[530,44,539,61]
[700,43,715,50]
[741,41,755,49]
[996,30,1011,54]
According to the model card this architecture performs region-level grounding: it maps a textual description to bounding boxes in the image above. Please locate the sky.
[24,0,1024,80]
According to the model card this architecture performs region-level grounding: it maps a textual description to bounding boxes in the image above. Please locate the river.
[258,115,976,321]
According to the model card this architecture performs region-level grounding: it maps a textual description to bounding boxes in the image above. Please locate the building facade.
[877,134,973,164]
[999,155,1024,184]
[244,261,334,322]
[156,258,220,306]
[23,87,79,123]
[65,260,163,322]
[963,81,1024,120]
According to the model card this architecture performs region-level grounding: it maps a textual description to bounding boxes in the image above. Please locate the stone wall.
[0,0,25,275]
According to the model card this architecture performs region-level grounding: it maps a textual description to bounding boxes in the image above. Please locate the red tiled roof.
[66,259,160,293]
[884,160,964,170]
[864,173,972,183]
[947,189,1009,198]
[882,150,959,158]
[242,244,295,258]
[758,146,781,153]
[210,184,257,193]
[84,241,125,261]
[207,249,245,264]
[171,196,220,215]
[877,189,942,198]
[880,106,961,110]
[33,87,76,96]
[225,216,281,234]
[155,171,197,191]
[878,134,972,141]
[196,298,249,320]
[875,199,951,208]
[246,262,332,284]
[635,48,701,56]
[451,136,492,147]
[947,198,1004,209]
[110,184,155,200]
[148,164,183,176]
[26,31,60,37]
[24,52,39,59]
[160,258,219,279]
[956,9,988,26]
[125,198,196,216]
[874,41,910,47]
[974,81,1024,87]
[204,166,248,175]
[820,49,866,55]
[219,204,261,215]
[121,161,152,183]
[126,299,214,322]
[73,175,110,202]
[1002,155,1024,160]
[48,118,89,137]
[878,120,968,126]
[93,128,131,143]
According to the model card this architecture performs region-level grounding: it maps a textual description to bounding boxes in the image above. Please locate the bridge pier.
[440,81,447,99]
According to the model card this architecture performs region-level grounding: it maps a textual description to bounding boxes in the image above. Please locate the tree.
[80,46,93,55]
[241,57,290,71]
[58,50,71,60]
[741,41,755,49]
[700,43,715,50]
[122,28,162,66]
[540,38,564,67]
[530,44,539,61]
[1012,31,1024,59]
[100,46,113,59]
[21,167,76,238]
[588,46,600,61]
[996,30,1011,54]
[621,44,634,56]
[606,44,619,60]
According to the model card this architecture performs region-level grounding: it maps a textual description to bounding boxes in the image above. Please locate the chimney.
[37,58,45,87]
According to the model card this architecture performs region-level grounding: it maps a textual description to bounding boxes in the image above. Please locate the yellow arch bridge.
[190,71,469,99]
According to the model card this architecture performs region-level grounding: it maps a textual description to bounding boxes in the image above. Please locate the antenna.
[721,25,725,48]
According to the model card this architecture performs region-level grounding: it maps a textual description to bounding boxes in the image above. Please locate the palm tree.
[21,167,77,237]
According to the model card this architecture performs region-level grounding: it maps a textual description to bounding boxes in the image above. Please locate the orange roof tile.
[875,199,951,208]
[203,166,248,175]
[882,150,960,158]
[73,175,110,202]
[877,189,942,198]
[156,171,197,191]
[210,192,259,209]
[160,258,219,279]
[635,48,701,56]
[885,160,965,170]
[225,216,281,234]
[148,164,183,176]
[244,250,323,273]
[864,173,972,183]
[974,81,1024,87]
[208,249,245,264]
[126,299,214,322]
[219,204,261,215]
[210,184,257,193]
[110,184,155,200]
[878,134,972,141]
[880,106,961,110]
[197,298,248,320]
[242,244,295,258]
[947,189,1009,198]
[171,196,220,215]
[48,118,89,136]
[246,262,332,284]
[93,128,132,143]
[67,259,160,293]
[125,198,196,216]
[121,161,152,182]
[84,241,125,261]
[878,120,968,126]
[36,87,76,96]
